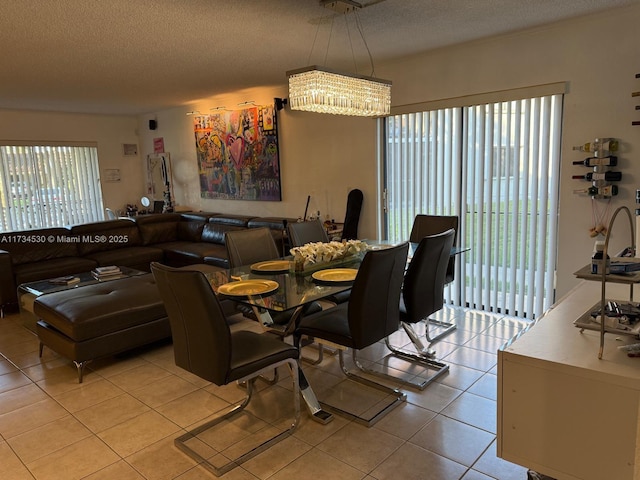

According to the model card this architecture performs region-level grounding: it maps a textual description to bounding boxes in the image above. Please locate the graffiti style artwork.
[194,105,281,201]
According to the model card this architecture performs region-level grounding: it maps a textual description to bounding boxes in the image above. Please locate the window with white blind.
[0,143,105,232]
[385,89,563,319]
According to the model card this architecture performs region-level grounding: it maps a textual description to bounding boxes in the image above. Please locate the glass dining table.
[205,257,361,425]
[201,241,467,424]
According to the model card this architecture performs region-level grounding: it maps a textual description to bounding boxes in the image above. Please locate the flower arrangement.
[290,240,369,271]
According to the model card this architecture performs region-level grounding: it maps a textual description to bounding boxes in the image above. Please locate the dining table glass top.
[204,240,467,313]
[205,257,360,312]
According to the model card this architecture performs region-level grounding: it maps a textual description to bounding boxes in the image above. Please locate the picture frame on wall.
[122,143,138,156]
[193,103,281,201]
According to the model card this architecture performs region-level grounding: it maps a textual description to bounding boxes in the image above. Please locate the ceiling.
[0,0,636,116]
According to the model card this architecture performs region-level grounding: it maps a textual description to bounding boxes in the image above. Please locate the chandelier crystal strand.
[288,67,391,117]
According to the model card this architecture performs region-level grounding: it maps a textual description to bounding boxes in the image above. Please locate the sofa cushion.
[208,214,255,227]
[133,213,180,245]
[160,242,228,266]
[2,228,79,265]
[177,221,205,242]
[203,254,230,269]
[14,257,98,285]
[71,220,142,255]
[201,223,245,245]
[84,246,163,271]
[180,213,219,222]
[247,217,297,230]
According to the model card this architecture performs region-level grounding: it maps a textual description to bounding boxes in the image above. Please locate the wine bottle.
[572,139,619,152]
[573,186,599,195]
[599,184,619,197]
[571,171,622,181]
[572,155,617,167]
[573,185,619,196]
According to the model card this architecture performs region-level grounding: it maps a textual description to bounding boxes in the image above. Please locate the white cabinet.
[498,281,640,480]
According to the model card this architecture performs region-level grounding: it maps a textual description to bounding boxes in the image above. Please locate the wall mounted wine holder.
[571,138,620,200]
[633,73,639,126]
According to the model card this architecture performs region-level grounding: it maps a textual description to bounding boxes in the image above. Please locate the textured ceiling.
[0,0,636,115]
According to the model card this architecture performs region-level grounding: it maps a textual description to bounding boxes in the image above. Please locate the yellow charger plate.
[250,260,291,274]
[218,279,279,296]
[312,268,358,283]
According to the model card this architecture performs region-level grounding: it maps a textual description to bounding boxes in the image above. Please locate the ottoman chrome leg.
[73,360,90,383]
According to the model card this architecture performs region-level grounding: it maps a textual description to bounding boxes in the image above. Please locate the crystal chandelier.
[287,66,391,117]
[287,1,391,117]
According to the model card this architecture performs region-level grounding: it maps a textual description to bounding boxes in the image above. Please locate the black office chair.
[287,219,329,247]
[341,188,363,241]
[409,214,459,344]
[293,242,409,426]
[150,262,300,477]
[225,228,322,333]
[385,229,455,389]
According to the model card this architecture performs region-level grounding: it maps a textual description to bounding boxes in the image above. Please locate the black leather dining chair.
[226,227,281,268]
[409,214,459,284]
[224,227,322,331]
[409,214,459,344]
[293,242,409,426]
[150,262,300,477]
[385,229,455,389]
[287,219,329,247]
[287,219,350,310]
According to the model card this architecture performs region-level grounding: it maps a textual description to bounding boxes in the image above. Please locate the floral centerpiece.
[290,239,369,273]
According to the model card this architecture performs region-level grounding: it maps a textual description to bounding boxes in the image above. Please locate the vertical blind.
[0,144,104,231]
[385,94,562,319]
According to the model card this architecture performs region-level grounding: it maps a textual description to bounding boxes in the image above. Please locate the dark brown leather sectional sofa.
[0,212,295,312]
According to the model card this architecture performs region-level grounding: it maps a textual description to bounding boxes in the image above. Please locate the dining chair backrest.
[402,229,455,324]
[341,188,363,240]
[347,242,409,348]
[225,227,280,268]
[287,219,329,247]
[409,214,458,283]
[151,262,232,385]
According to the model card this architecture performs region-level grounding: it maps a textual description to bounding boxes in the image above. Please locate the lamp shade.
[287,66,391,117]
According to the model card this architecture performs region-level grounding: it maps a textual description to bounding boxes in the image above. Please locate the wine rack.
[634,73,640,126]
[571,137,620,200]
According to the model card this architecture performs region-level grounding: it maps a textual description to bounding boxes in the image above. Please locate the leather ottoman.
[34,274,170,382]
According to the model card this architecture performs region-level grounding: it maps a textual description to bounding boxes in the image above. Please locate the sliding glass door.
[385,93,562,319]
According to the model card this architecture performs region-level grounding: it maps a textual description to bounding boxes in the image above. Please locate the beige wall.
[1,4,639,301]
[137,87,379,239]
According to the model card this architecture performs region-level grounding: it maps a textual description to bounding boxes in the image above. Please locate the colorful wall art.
[194,104,281,201]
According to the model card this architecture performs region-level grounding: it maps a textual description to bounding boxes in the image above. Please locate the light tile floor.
[0,306,532,480]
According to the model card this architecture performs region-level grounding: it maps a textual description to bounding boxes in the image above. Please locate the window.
[0,143,105,231]
[385,91,563,319]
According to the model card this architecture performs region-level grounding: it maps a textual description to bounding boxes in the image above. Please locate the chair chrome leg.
[175,359,300,477]
[384,336,450,390]
[424,317,457,344]
[315,349,406,427]
[300,336,341,365]
[400,322,436,357]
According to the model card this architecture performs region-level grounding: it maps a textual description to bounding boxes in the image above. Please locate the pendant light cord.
[304,5,379,77]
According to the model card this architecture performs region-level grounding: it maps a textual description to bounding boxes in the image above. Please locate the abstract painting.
[194,104,281,201]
